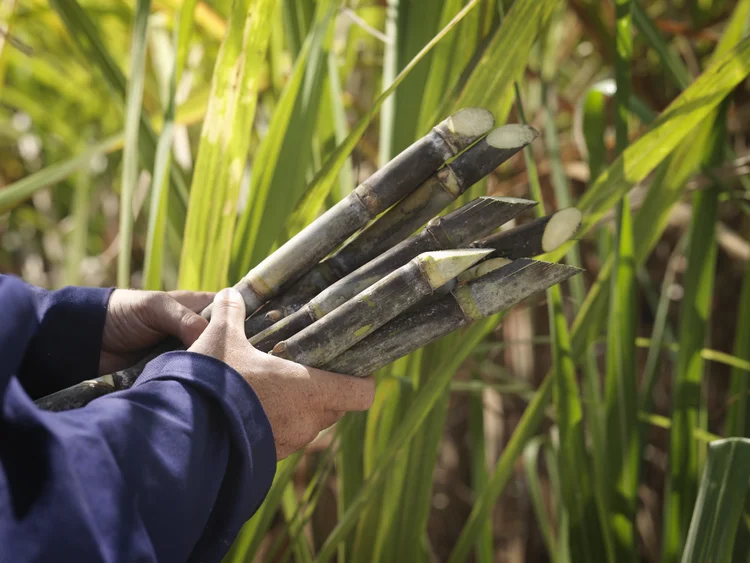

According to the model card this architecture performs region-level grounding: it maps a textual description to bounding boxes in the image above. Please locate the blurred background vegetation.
[3,0,750,561]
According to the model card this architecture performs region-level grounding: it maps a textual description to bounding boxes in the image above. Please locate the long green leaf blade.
[178,0,277,290]
[605,0,639,557]
[449,374,554,563]
[681,439,750,563]
[663,171,721,563]
[142,0,198,290]
[548,36,750,249]
[0,134,122,215]
[230,2,334,279]
[726,259,750,437]
[284,0,483,231]
[118,0,150,287]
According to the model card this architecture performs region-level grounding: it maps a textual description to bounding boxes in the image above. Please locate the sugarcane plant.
[35,109,584,412]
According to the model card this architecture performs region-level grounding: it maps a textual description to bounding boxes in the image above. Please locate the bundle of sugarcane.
[36,108,584,412]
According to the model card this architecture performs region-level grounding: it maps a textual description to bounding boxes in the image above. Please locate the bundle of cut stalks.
[37,109,583,412]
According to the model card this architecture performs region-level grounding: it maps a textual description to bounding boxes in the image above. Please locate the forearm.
[1,352,276,563]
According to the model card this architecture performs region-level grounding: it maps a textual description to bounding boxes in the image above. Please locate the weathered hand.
[100,289,215,375]
[189,288,375,460]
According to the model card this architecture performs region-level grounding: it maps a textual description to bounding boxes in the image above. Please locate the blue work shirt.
[0,275,276,562]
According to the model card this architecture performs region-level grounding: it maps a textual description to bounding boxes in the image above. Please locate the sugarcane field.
[2,1,750,562]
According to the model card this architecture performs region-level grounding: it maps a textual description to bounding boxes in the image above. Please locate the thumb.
[207,287,247,335]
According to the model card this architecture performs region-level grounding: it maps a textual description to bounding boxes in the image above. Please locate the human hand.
[101,289,215,375]
[189,288,375,460]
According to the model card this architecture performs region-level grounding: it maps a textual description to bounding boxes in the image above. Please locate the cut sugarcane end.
[418,249,494,289]
[265,309,283,323]
[542,208,583,252]
[270,341,291,359]
[446,108,495,137]
[487,124,540,149]
[457,257,513,283]
[98,374,115,387]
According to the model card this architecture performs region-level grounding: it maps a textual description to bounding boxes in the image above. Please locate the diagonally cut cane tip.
[541,208,583,253]
[447,108,495,137]
[417,249,494,289]
[486,124,540,149]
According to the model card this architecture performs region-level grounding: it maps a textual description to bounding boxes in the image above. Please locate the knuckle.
[181,310,203,331]
[217,299,244,314]
[149,291,169,307]
[362,377,376,398]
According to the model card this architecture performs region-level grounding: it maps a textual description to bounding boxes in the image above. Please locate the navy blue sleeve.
[2,274,114,399]
[0,276,278,563]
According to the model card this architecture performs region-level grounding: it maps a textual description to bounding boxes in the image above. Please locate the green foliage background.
[2,0,750,561]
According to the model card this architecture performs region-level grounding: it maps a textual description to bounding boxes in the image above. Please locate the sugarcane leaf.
[281,0,316,57]
[48,0,189,218]
[563,80,616,561]
[632,0,691,90]
[520,83,607,562]
[543,36,750,260]
[279,482,315,563]
[663,177,721,563]
[448,374,554,563]
[270,445,337,563]
[680,439,750,563]
[603,1,640,558]
[639,237,684,415]
[441,0,559,125]
[229,1,335,280]
[62,170,92,285]
[284,0,483,230]
[639,413,722,443]
[142,0,198,290]
[351,378,408,563]
[1,85,80,143]
[314,314,499,562]
[385,0,445,159]
[523,437,560,563]
[351,358,415,563]
[386,352,451,563]
[321,50,354,202]
[335,411,368,561]
[567,0,750,364]
[377,0,398,169]
[177,0,277,291]
[416,0,480,135]
[0,134,122,215]
[468,367,493,563]
[117,0,150,287]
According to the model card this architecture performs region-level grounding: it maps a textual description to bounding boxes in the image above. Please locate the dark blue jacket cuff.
[135,352,277,523]
[20,283,114,398]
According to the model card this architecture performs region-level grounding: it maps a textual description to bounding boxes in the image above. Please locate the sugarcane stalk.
[470,207,582,259]
[33,335,186,411]
[249,196,536,352]
[270,249,492,367]
[455,257,513,283]
[39,108,496,409]
[244,124,539,336]
[417,257,514,307]
[34,378,117,412]
[34,203,574,410]
[203,107,495,320]
[324,259,581,376]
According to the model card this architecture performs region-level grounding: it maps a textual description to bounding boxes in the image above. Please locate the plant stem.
[325,259,580,376]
